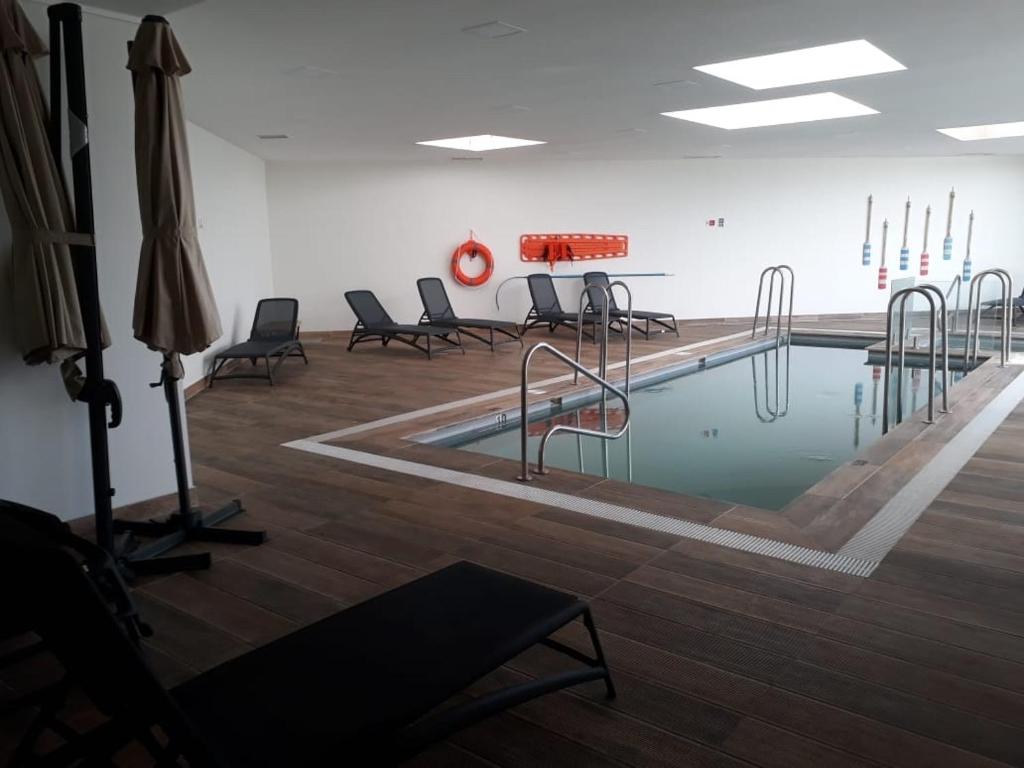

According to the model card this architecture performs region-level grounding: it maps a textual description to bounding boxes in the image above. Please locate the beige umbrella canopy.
[128,15,220,380]
[0,0,95,375]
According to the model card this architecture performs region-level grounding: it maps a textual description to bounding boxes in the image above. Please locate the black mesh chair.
[417,277,522,351]
[0,500,151,763]
[1,511,616,768]
[346,290,465,359]
[522,273,601,340]
[584,271,679,340]
[209,298,308,386]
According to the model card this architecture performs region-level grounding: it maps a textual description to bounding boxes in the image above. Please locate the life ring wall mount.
[451,237,494,287]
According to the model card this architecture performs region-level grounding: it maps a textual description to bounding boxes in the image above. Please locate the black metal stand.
[47,4,121,555]
[113,361,266,577]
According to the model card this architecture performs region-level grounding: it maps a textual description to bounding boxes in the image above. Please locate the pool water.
[446,344,960,510]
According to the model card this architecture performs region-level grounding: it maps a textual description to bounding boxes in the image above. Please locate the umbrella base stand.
[111,363,266,578]
[114,501,266,577]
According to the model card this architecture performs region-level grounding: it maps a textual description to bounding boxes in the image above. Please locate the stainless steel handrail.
[518,342,630,481]
[963,269,1012,370]
[918,283,950,414]
[574,281,633,396]
[883,287,938,434]
[945,275,962,332]
[751,345,790,422]
[752,264,794,343]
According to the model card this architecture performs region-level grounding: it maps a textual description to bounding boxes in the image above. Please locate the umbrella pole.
[48,4,122,555]
[112,362,264,576]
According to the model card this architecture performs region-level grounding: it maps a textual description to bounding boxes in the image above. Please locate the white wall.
[0,5,274,520]
[182,123,275,388]
[267,156,1024,330]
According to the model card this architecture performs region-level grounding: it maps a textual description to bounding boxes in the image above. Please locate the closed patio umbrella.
[117,15,264,570]
[128,14,220,379]
[2,1,120,554]
[0,0,91,371]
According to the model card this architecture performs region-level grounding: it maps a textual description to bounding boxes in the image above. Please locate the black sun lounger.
[584,271,679,340]
[522,273,602,340]
[981,285,1024,324]
[346,289,465,359]
[2,510,616,768]
[209,298,308,386]
[1,500,150,762]
[417,277,523,351]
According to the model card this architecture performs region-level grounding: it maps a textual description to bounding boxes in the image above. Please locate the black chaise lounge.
[346,289,465,358]
[584,271,679,339]
[522,273,602,340]
[209,298,308,386]
[981,285,1024,325]
[417,277,523,351]
[1,500,150,763]
[2,511,616,768]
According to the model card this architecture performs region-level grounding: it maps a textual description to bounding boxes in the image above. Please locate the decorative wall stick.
[920,205,931,276]
[943,188,955,260]
[963,210,974,282]
[878,219,889,290]
[899,197,911,271]
[862,194,873,266]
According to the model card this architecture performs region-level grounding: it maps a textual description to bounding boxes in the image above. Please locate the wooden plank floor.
[5,315,1024,767]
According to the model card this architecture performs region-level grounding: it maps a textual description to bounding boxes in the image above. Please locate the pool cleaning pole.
[943,188,956,260]
[899,198,911,271]
[863,194,873,265]
[919,205,931,276]
[962,211,974,282]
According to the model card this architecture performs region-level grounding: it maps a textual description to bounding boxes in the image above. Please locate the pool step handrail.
[574,280,633,396]
[752,265,794,343]
[883,287,939,434]
[518,342,630,482]
[962,268,1012,370]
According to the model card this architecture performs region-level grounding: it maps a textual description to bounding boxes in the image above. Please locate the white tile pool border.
[283,332,1024,578]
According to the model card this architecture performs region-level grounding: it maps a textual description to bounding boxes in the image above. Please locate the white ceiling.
[139,0,1024,162]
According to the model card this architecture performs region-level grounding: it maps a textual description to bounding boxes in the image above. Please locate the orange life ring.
[451,239,494,287]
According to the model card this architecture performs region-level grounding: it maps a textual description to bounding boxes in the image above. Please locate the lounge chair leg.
[583,608,616,700]
[265,356,273,385]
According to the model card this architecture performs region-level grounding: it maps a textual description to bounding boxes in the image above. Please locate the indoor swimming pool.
[430,343,963,510]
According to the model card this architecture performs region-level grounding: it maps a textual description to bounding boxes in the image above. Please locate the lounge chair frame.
[2,520,616,768]
[209,298,308,387]
[583,271,679,340]
[346,289,465,359]
[522,273,602,341]
[417,277,523,351]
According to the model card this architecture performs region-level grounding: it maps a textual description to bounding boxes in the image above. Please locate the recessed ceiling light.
[937,121,1024,141]
[257,134,289,140]
[694,40,905,90]
[416,135,545,151]
[661,92,878,130]
[461,21,526,39]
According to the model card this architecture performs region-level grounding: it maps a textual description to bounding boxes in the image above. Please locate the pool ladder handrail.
[519,281,633,481]
[946,275,962,333]
[574,281,633,396]
[962,268,1012,370]
[883,287,944,434]
[751,344,791,423]
[917,283,951,417]
[752,265,794,343]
